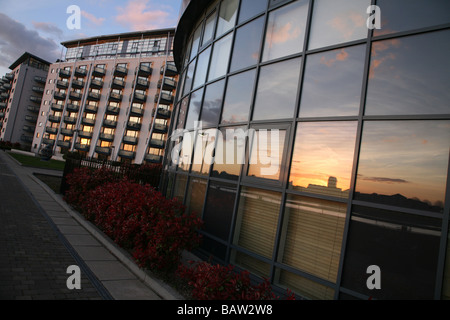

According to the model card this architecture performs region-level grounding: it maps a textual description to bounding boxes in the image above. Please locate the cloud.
[32,21,63,39]
[320,49,349,67]
[360,176,410,184]
[0,13,61,70]
[115,0,172,31]
[81,11,106,27]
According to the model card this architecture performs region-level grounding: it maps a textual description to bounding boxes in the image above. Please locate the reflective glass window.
[233,187,282,260]
[289,122,357,199]
[231,250,271,278]
[221,69,256,124]
[211,126,247,181]
[202,11,217,46]
[230,16,265,72]
[185,177,208,217]
[185,88,204,130]
[238,0,268,24]
[177,131,195,172]
[308,0,370,50]
[200,79,225,128]
[262,0,309,62]
[443,222,450,300]
[341,205,442,299]
[216,0,239,37]
[374,0,450,36]
[173,174,188,202]
[190,25,202,60]
[208,33,233,81]
[176,96,189,130]
[355,121,450,213]
[183,60,196,97]
[365,30,450,116]
[191,129,218,176]
[247,128,287,181]
[252,57,301,121]
[193,47,211,89]
[202,182,237,240]
[299,45,365,117]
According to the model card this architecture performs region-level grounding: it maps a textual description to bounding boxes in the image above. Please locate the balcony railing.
[87,91,100,101]
[103,119,117,128]
[66,104,80,112]
[95,146,112,155]
[135,78,149,89]
[138,65,152,77]
[64,116,77,124]
[127,121,141,131]
[123,136,138,145]
[81,118,96,126]
[156,92,174,104]
[53,92,66,100]
[25,115,37,122]
[118,150,136,159]
[108,92,122,102]
[0,102,6,109]
[157,78,177,91]
[59,69,71,78]
[130,106,144,117]
[106,105,120,115]
[21,135,34,144]
[156,108,171,119]
[114,66,128,76]
[34,76,47,84]
[92,67,106,77]
[161,63,178,76]
[57,140,71,148]
[23,125,35,133]
[112,78,125,89]
[153,123,168,133]
[133,92,147,103]
[48,115,62,123]
[30,96,43,103]
[69,91,82,100]
[150,139,165,149]
[27,105,40,113]
[74,143,90,152]
[71,79,85,88]
[145,154,163,164]
[56,80,69,89]
[90,79,104,89]
[75,67,87,77]
[51,104,64,112]
[42,138,55,146]
[84,104,98,113]
[99,133,114,142]
[78,131,93,139]
[60,128,74,136]
[45,127,58,134]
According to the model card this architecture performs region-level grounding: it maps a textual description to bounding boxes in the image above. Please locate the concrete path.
[0,150,183,300]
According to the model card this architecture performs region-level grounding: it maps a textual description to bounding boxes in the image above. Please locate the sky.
[0,0,183,75]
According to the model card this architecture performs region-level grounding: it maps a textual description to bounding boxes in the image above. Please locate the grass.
[34,173,62,194]
[8,152,66,171]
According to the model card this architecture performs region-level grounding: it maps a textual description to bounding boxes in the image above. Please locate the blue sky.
[0,0,182,75]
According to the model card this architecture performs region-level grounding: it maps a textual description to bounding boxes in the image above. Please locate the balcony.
[135,78,149,90]
[90,79,104,89]
[1,92,9,99]
[95,146,112,155]
[106,105,120,115]
[53,91,66,101]
[59,69,71,78]
[32,86,44,94]
[108,92,122,102]
[23,125,35,133]
[156,108,171,119]
[66,104,80,112]
[114,66,128,77]
[0,102,6,110]
[138,65,152,77]
[27,105,40,113]
[103,119,117,128]
[34,76,46,84]
[20,135,34,144]
[0,112,4,119]
[75,67,87,77]
[60,128,74,136]
[133,92,147,103]
[87,91,101,101]
[153,123,168,134]
[48,115,61,123]
[71,79,85,89]
[150,139,165,149]
[25,115,37,122]
[127,121,141,131]
[42,138,55,146]
[78,131,93,139]
[158,78,177,91]
[74,143,90,152]
[112,78,125,89]
[156,92,174,105]
[3,83,12,90]
[56,80,69,89]
[99,133,114,142]
[92,67,106,77]
[51,103,64,112]
[118,150,136,159]
[45,127,58,134]
[84,104,98,113]
[69,91,82,100]
[64,116,77,124]
[30,96,43,104]
[81,117,96,126]
[57,140,72,148]
[123,136,138,145]
[5,73,14,81]
[161,63,178,77]
[145,154,163,164]
[130,106,144,117]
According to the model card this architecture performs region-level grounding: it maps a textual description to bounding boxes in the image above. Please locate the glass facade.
[166,0,450,300]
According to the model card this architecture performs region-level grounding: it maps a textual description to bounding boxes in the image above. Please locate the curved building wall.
[165,0,450,300]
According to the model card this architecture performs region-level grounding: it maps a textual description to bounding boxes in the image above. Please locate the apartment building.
[0,52,50,149]
[32,28,178,164]
[163,0,450,300]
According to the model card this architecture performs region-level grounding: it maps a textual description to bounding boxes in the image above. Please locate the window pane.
[262,0,309,62]
[185,177,208,217]
[221,69,256,124]
[280,195,346,283]
[308,0,370,50]
[185,88,204,130]
[216,0,239,37]
[375,0,450,36]
[230,16,265,72]
[232,250,271,278]
[202,182,237,240]
[247,128,287,181]
[193,47,211,89]
[238,0,268,23]
[355,121,450,213]
[176,96,189,129]
[341,206,442,299]
[233,187,282,259]
[289,122,357,199]
[173,174,188,202]
[208,33,233,81]
[443,222,450,300]
[183,60,196,96]
[177,131,195,172]
[191,129,218,176]
[190,25,202,60]
[200,79,225,128]
[202,11,217,46]
[365,30,450,116]
[252,57,301,121]
[299,45,365,117]
[211,126,247,181]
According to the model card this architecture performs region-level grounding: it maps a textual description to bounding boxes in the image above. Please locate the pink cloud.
[115,0,171,31]
[81,11,106,26]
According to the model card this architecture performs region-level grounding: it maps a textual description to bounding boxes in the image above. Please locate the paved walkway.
[0,150,183,300]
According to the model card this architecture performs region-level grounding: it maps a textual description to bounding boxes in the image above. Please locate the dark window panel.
[200,79,226,128]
